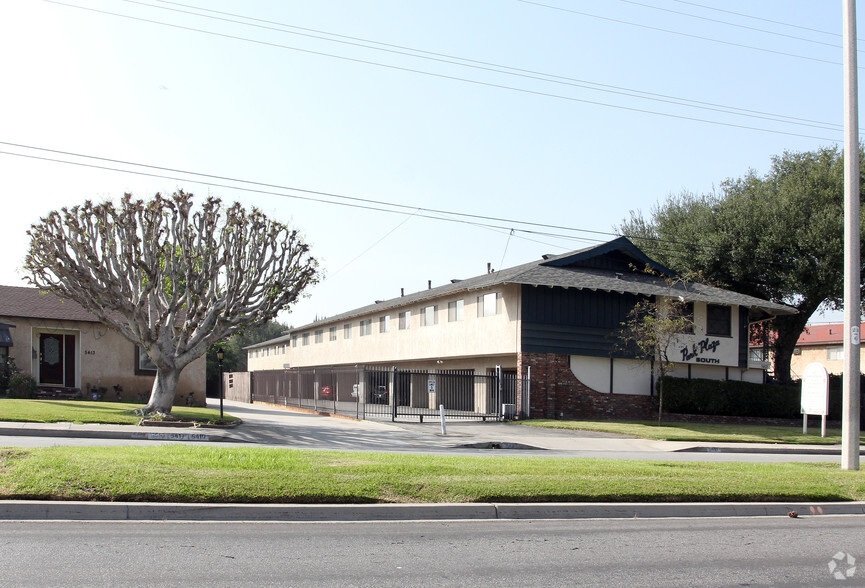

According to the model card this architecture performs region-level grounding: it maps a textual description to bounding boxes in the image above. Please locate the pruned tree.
[25,191,318,414]
[616,293,695,425]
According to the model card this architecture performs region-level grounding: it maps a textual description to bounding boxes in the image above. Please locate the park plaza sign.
[673,335,737,367]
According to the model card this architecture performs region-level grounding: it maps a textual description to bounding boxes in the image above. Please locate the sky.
[0,0,859,328]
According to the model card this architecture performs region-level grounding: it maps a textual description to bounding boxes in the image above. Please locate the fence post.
[391,367,397,422]
[526,365,531,419]
[496,365,503,420]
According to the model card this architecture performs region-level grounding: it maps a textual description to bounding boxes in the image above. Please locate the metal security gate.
[244,365,531,422]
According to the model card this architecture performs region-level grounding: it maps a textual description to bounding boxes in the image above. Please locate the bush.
[663,373,863,421]
[0,357,19,394]
[8,372,37,399]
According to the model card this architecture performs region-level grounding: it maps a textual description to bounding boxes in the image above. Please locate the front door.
[38,333,75,387]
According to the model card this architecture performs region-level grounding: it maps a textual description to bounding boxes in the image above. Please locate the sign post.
[801,363,830,437]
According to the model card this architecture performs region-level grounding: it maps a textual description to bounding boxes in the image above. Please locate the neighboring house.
[787,323,865,378]
[247,238,795,420]
[0,285,205,404]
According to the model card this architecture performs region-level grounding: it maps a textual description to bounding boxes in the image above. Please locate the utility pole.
[842,0,861,470]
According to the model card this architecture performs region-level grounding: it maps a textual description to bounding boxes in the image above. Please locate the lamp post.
[217,348,225,420]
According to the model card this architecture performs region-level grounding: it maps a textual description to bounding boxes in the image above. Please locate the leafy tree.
[206,320,288,396]
[25,192,318,414]
[616,286,695,425]
[620,146,865,383]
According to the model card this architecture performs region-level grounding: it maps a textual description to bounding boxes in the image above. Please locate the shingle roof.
[254,237,796,346]
[0,285,100,322]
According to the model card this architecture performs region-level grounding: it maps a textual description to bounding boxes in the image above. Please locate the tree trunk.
[143,367,181,414]
[772,308,817,384]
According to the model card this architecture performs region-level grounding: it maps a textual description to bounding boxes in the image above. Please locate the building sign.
[801,362,829,417]
[679,338,722,364]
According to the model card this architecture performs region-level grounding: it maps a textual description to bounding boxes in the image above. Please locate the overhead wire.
[517,0,855,69]
[43,0,847,142]
[121,0,853,133]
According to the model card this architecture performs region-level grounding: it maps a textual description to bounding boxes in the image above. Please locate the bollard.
[440,404,446,436]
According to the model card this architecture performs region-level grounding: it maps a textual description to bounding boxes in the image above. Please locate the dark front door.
[39,333,64,385]
[39,333,75,387]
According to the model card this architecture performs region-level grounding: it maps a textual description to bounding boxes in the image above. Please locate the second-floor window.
[329,326,337,341]
[477,292,502,317]
[380,315,391,333]
[448,299,464,322]
[399,310,412,330]
[706,304,731,337]
[344,323,352,339]
[360,319,372,336]
[421,305,437,326]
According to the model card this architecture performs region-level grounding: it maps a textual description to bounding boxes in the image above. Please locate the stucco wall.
[789,344,865,378]
[249,284,522,370]
[1,315,205,405]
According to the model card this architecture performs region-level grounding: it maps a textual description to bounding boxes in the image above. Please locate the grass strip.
[0,399,239,425]
[1,446,863,503]
[515,419,844,445]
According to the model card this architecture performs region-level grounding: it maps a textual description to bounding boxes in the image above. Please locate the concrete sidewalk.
[0,398,857,457]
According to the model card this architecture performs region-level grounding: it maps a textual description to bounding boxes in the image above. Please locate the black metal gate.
[244,365,531,422]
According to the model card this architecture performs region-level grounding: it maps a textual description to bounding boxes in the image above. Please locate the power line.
[518,0,855,69]
[122,0,851,133]
[0,141,811,274]
[670,0,849,41]
[619,0,860,54]
[41,1,848,142]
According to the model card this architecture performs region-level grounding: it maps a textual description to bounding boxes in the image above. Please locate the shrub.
[662,376,836,420]
[8,372,37,399]
[0,357,19,395]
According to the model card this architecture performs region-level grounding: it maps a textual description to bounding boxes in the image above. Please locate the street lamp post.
[217,348,225,420]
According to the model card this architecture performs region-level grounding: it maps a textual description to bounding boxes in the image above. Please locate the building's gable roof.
[0,285,100,323]
[253,238,795,347]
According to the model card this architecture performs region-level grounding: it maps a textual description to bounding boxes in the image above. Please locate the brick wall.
[518,352,656,420]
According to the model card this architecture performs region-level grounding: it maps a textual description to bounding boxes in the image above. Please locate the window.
[302,332,310,346]
[706,304,731,337]
[344,323,352,339]
[379,315,391,333]
[360,319,372,336]
[448,299,464,322]
[292,334,298,347]
[399,310,412,330]
[329,326,337,341]
[315,330,323,344]
[134,346,157,375]
[421,305,437,326]
[282,343,288,354]
[677,301,694,334]
[266,347,270,357]
[477,292,502,317]
[828,346,844,361]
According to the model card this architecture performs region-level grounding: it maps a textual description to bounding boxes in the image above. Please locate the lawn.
[1,446,863,503]
[0,399,239,425]
[515,419,845,445]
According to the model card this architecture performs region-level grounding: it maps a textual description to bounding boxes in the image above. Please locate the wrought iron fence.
[239,365,531,422]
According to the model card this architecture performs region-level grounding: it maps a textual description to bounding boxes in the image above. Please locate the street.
[1,516,861,587]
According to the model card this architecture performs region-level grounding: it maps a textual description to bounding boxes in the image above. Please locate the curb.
[679,446,865,456]
[1,501,864,522]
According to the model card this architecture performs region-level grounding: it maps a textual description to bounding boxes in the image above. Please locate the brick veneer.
[518,352,656,420]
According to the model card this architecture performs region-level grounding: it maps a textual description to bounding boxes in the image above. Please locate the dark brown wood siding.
[520,285,644,357]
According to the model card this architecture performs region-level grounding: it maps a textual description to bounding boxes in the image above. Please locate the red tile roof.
[0,285,99,323]
[797,323,865,346]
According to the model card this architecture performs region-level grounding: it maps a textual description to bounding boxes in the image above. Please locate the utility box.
[502,403,517,420]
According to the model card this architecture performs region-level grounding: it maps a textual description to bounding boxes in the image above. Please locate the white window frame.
[421,305,438,326]
[477,292,502,317]
[399,310,412,330]
[360,319,372,336]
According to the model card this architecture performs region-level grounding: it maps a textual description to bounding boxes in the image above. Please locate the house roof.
[795,323,865,346]
[250,237,795,348]
[0,285,100,323]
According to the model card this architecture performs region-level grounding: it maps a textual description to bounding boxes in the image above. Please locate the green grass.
[0,446,863,503]
[0,399,239,425]
[515,419,844,445]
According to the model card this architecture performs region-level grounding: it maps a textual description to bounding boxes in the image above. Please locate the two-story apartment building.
[247,238,795,419]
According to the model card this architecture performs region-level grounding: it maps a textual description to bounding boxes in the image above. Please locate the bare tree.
[25,191,318,414]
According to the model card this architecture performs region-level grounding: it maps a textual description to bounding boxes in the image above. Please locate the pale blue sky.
[0,0,858,327]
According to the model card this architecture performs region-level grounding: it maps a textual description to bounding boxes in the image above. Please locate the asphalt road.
[1,517,861,587]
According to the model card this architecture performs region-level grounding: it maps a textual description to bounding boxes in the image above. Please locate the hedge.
[661,374,861,420]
